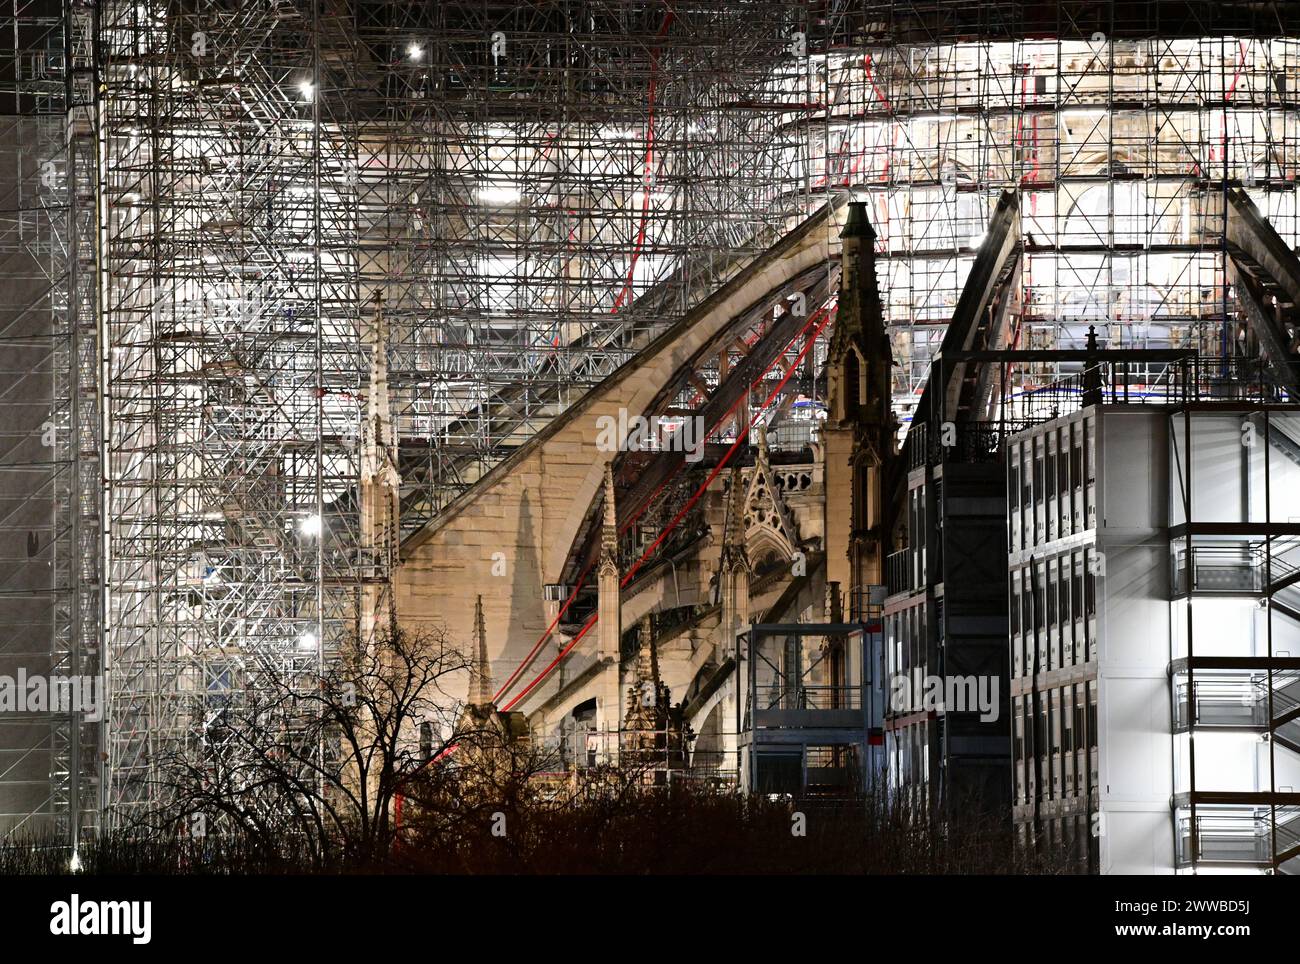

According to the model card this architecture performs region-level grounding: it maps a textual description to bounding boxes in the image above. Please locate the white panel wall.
[1097,408,1174,874]
[1188,415,1247,524]
[1102,809,1174,875]
[1100,409,1167,531]
[1193,730,1263,791]
[1270,744,1300,792]
[1268,414,1300,523]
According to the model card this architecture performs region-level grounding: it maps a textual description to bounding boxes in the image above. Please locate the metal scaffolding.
[797,2,1300,425]
[368,2,823,527]
[0,0,100,842]
[4,0,1300,835]
[91,0,823,824]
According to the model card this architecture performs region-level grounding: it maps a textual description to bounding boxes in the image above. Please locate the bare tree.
[153,623,476,866]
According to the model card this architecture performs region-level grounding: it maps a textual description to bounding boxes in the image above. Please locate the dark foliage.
[1,785,1067,875]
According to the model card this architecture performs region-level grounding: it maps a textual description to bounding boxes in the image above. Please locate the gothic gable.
[742,442,800,566]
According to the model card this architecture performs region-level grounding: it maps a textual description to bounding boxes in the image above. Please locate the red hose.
[492,303,830,705]
[612,2,676,313]
[499,306,833,712]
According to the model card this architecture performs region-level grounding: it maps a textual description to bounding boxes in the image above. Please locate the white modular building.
[1009,401,1300,873]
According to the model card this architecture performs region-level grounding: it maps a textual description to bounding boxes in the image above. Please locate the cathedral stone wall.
[397,205,841,713]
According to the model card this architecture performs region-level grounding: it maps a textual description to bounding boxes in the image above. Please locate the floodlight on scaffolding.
[478,183,522,205]
[407,43,423,61]
[298,630,318,651]
[300,513,322,537]
[1062,107,1107,120]
[299,79,314,101]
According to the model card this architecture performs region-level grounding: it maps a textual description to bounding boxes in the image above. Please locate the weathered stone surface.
[397,201,845,733]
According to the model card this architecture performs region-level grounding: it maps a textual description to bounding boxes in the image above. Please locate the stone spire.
[720,465,749,572]
[599,460,619,573]
[841,199,877,240]
[625,613,659,727]
[360,289,401,636]
[470,595,493,707]
[823,199,896,618]
[828,201,892,428]
[833,201,878,344]
[361,289,400,493]
[636,613,658,685]
[596,460,623,745]
[1082,324,1103,408]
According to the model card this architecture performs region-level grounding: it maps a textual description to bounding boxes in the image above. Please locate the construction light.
[300,513,322,536]
[478,184,522,204]
[407,43,423,61]
[298,630,317,650]
[299,79,314,101]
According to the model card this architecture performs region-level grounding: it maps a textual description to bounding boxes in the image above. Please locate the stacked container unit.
[1008,405,1175,873]
[1008,409,1101,868]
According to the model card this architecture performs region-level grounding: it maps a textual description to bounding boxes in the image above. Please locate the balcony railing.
[1173,544,1300,597]
[1177,813,1273,865]
[886,548,913,596]
[1175,804,1300,867]
[906,419,1036,469]
[755,684,862,712]
[847,585,885,622]
[1173,677,1268,729]
[1174,546,1265,594]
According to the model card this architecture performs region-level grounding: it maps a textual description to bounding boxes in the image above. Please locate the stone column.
[596,463,622,763]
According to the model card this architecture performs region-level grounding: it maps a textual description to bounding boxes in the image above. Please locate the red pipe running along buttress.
[499,305,834,712]
[492,302,832,706]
